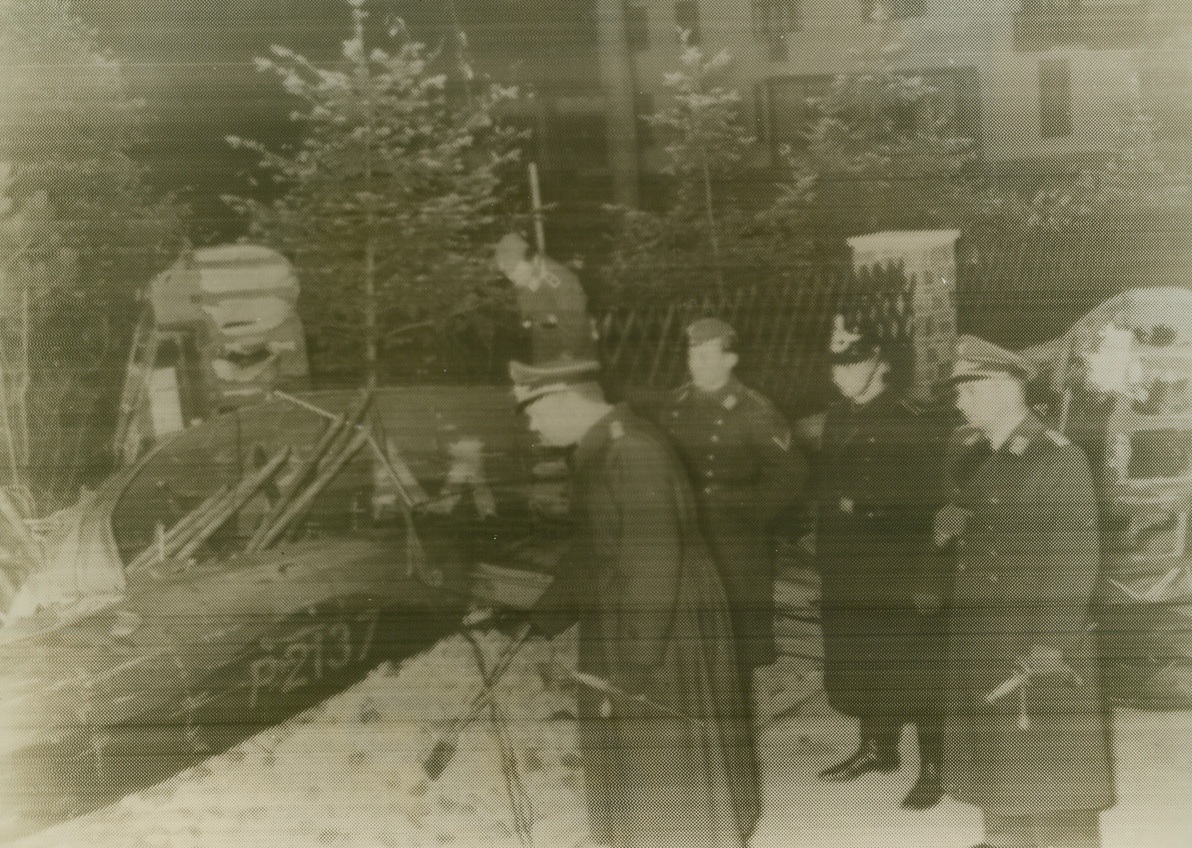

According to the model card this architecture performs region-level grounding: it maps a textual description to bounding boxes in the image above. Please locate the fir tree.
[226,0,523,386]
[602,33,807,304]
[785,11,982,251]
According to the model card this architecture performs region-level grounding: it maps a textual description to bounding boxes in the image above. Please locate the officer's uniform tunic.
[943,413,1114,828]
[664,376,807,671]
[817,390,948,725]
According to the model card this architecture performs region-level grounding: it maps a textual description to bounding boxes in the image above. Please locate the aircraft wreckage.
[0,246,1188,840]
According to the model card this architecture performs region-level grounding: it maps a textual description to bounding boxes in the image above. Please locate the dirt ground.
[10,628,1191,848]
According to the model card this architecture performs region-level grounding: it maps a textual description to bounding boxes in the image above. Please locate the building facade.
[592,0,1189,202]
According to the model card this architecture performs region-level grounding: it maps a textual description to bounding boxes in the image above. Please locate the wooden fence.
[596,222,1192,415]
[596,262,911,416]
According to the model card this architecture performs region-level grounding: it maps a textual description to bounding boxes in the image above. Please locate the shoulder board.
[610,420,625,439]
[898,398,924,416]
[1045,430,1070,447]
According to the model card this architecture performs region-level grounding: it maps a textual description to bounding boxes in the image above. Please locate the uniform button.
[705,470,714,478]
[988,573,999,583]
[867,437,876,444]
[704,486,713,495]
[671,410,679,418]
[957,562,966,572]
[710,435,720,442]
[716,419,723,426]
[706,453,715,460]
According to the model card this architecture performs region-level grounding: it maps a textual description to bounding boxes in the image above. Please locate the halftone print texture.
[3,1,1191,847]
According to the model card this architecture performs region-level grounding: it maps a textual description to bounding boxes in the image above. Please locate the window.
[862,0,926,20]
[674,0,701,44]
[625,2,650,51]
[751,1,801,61]
[1127,430,1192,481]
[1039,57,1074,139]
[1014,0,1146,52]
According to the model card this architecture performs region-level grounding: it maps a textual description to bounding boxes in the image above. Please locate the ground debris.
[10,628,586,848]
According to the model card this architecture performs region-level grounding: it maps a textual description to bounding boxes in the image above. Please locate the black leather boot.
[818,737,900,782]
[902,723,943,809]
[900,757,942,809]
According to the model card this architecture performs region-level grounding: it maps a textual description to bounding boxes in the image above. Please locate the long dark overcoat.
[531,405,760,848]
[943,413,1115,814]
[816,390,948,720]
[664,377,807,670]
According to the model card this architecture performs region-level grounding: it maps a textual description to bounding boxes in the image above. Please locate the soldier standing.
[816,315,951,810]
[495,232,597,364]
[664,318,808,681]
[936,336,1114,848]
[511,358,760,848]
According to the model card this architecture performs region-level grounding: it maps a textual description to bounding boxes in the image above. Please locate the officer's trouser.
[859,713,942,763]
[982,809,1101,848]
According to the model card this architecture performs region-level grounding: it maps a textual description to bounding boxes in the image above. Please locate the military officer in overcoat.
[816,314,952,810]
[936,336,1114,848]
[663,318,808,679]
[512,358,761,848]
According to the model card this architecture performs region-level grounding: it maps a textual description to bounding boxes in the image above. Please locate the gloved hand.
[1017,644,1079,683]
[933,504,972,548]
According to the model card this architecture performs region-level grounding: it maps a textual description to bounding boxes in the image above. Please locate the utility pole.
[594,0,641,206]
